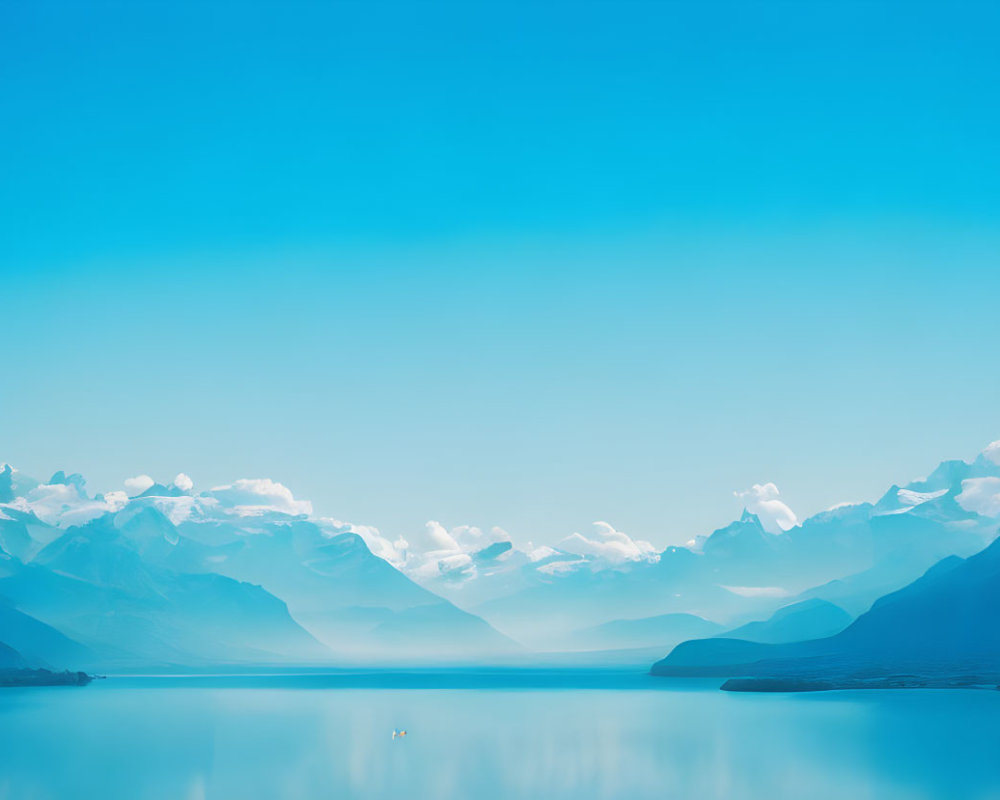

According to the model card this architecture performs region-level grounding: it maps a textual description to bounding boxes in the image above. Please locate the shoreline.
[720,675,1000,693]
[0,669,95,688]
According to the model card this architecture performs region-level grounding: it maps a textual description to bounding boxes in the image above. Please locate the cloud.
[735,483,798,533]
[10,480,128,527]
[557,521,658,565]
[409,520,462,553]
[173,473,194,492]
[956,477,1000,518]
[982,440,1000,466]
[439,523,510,554]
[124,474,155,496]
[206,478,312,517]
[386,521,517,582]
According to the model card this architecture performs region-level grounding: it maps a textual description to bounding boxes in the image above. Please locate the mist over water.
[2,676,999,800]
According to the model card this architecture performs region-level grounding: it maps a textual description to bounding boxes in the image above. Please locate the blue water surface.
[1,672,998,800]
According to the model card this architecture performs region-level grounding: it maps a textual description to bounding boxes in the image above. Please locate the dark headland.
[0,669,94,688]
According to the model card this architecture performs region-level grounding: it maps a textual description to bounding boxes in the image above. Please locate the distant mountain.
[719,599,852,645]
[0,479,516,665]
[0,464,38,504]
[0,640,25,669]
[0,516,330,668]
[652,530,1000,679]
[566,613,724,652]
[472,451,1000,644]
[473,501,988,645]
[124,506,519,660]
[1,443,997,668]
[472,552,757,649]
[0,598,91,668]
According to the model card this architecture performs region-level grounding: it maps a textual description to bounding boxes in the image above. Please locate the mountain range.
[0,442,997,674]
[652,529,1000,682]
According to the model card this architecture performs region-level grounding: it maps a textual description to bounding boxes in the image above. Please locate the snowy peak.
[702,511,774,559]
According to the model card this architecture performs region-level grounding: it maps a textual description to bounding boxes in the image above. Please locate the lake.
[1,672,998,800]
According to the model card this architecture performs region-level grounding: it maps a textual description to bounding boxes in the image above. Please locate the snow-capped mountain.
[0,469,516,667]
[652,529,1000,680]
[1,440,997,669]
[457,444,1000,645]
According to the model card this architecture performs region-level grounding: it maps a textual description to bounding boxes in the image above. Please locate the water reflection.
[1,676,998,800]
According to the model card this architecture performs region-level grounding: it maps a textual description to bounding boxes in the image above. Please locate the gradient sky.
[3,0,999,548]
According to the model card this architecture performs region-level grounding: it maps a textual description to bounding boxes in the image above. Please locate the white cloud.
[386,521,519,583]
[982,440,1000,466]
[124,474,155,496]
[448,524,511,553]
[557,521,659,565]
[173,473,194,492]
[956,477,1000,518]
[10,481,128,527]
[206,478,313,517]
[103,490,129,508]
[410,520,462,553]
[735,483,798,533]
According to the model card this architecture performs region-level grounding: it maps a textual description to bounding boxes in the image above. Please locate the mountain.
[0,516,330,668]
[0,471,517,665]
[719,599,852,644]
[121,506,519,660]
[470,447,1000,645]
[0,504,63,562]
[0,464,38,504]
[0,598,91,667]
[2,443,997,668]
[652,530,1000,679]
[566,613,724,652]
[0,641,25,669]
[471,550,760,649]
[471,496,990,645]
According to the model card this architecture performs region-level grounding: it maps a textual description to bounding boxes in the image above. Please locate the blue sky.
[3,0,999,547]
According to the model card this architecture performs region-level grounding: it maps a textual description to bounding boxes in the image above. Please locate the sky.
[2,0,999,549]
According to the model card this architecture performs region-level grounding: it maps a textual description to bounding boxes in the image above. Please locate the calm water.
[1,672,999,800]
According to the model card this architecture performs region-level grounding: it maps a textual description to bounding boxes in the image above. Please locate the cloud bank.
[124,474,155,496]
[957,477,1000,518]
[982,440,1000,466]
[558,521,658,565]
[205,478,313,517]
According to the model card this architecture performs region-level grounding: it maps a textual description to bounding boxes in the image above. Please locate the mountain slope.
[720,599,852,645]
[0,517,330,668]
[473,497,989,645]
[0,599,91,667]
[567,613,724,652]
[0,640,25,669]
[652,532,1000,679]
[124,507,518,659]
